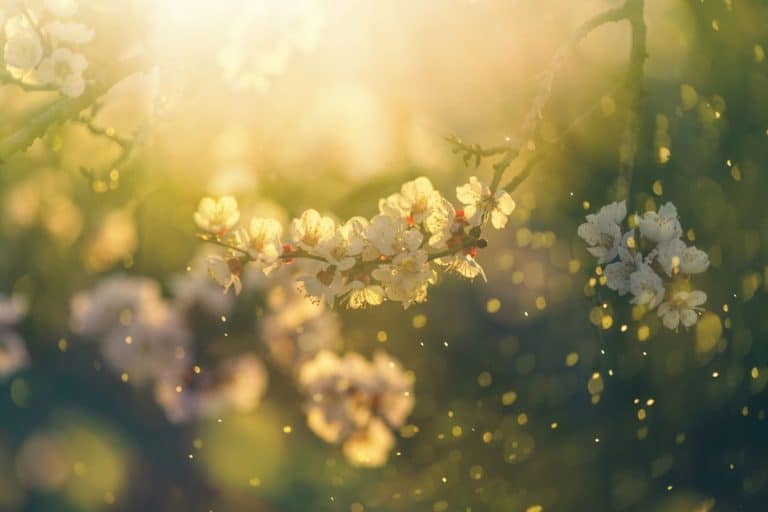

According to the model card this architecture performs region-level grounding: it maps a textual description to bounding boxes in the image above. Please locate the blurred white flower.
[101,306,192,386]
[637,202,682,243]
[299,349,414,467]
[37,48,88,97]
[577,201,626,263]
[155,353,268,423]
[4,17,43,71]
[456,176,515,229]
[170,255,234,317]
[260,280,340,371]
[342,418,395,468]
[0,330,29,381]
[43,21,94,45]
[194,196,240,235]
[629,264,665,309]
[44,0,78,18]
[290,209,336,252]
[657,290,706,330]
[70,276,165,337]
[0,293,27,327]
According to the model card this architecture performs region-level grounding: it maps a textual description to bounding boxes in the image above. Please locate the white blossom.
[236,217,283,270]
[36,48,89,97]
[657,239,710,276]
[679,245,710,275]
[290,209,336,252]
[194,196,240,235]
[315,216,366,270]
[577,201,626,263]
[378,176,444,225]
[629,264,665,309]
[364,213,422,258]
[604,252,641,296]
[637,202,682,243]
[4,17,43,71]
[657,290,706,330]
[299,265,345,305]
[456,176,515,229]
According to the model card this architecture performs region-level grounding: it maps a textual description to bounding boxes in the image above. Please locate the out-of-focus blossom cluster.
[259,275,341,373]
[578,200,710,330]
[2,0,93,97]
[298,350,414,467]
[70,269,267,423]
[195,175,515,309]
[0,293,29,381]
[245,263,413,467]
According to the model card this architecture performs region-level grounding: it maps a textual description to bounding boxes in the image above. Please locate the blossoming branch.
[194,175,516,309]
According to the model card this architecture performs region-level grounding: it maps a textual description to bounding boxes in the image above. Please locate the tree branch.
[452,0,636,192]
[0,62,144,162]
[615,0,647,200]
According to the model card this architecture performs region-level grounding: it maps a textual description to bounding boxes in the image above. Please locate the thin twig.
[76,116,131,148]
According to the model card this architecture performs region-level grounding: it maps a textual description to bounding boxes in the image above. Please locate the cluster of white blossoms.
[2,0,93,97]
[0,293,29,381]
[195,175,516,309]
[70,272,267,423]
[578,201,710,330]
[298,350,414,467]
